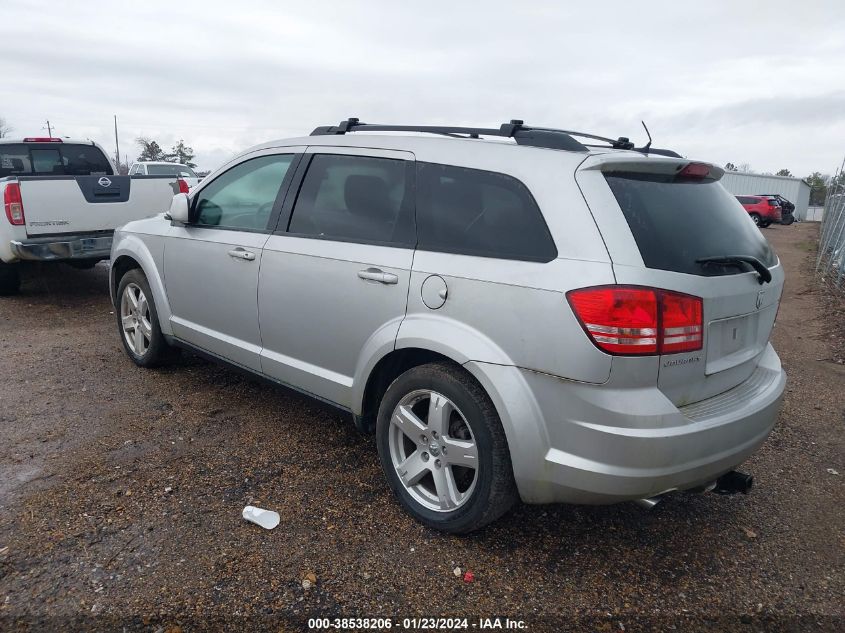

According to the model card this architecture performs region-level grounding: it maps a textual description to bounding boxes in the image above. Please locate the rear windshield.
[146,164,197,178]
[605,172,776,276]
[0,143,113,177]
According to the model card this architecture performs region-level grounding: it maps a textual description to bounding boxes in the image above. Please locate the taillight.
[567,286,703,356]
[660,291,703,353]
[22,137,62,142]
[177,178,190,194]
[4,183,25,225]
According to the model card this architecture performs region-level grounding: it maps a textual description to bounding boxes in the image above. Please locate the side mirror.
[168,193,190,224]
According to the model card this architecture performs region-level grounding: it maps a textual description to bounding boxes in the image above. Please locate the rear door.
[576,157,784,406]
[258,147,416,407]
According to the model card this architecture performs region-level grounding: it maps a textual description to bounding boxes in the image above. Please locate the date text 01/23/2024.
[307,617,528,630]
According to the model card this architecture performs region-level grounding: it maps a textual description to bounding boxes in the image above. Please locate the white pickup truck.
[1,137,186,295]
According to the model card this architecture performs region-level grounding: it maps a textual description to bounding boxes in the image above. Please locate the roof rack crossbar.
[310,118,674,154]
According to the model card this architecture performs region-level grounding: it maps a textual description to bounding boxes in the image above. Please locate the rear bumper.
[470,344,786,505]
[10,232,113,262]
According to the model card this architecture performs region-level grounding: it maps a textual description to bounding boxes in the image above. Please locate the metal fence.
[817,155,845,294]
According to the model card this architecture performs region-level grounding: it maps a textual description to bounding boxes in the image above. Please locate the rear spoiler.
[578,155,724,181]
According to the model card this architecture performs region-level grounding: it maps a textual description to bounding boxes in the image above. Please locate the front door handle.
[358,268,399,285]
[228,248,256,261]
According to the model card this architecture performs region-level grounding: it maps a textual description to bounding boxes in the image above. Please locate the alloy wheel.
[388,389,479,512]
[120,282,152,356]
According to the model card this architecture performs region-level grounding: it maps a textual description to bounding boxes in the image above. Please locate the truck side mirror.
[168,193,190,224]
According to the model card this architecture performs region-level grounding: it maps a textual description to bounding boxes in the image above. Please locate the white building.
[719,172,812,220]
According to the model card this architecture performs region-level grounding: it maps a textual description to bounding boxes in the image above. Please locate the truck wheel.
[116,269,175,367]
[0,263,21,296]
[376,361,518,534]
[750,213,762,226]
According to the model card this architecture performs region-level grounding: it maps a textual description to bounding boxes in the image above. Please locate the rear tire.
[376,361,518,534]
[116,269,176,368]
[0,263,21,296]
[750,213,762,226]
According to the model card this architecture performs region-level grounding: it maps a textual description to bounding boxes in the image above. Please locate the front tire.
[376,362,517,534]
[116,269,175,367]
[0,263,21,296]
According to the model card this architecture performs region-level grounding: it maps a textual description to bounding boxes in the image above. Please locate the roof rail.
[311,118,591,151]
[310,118,678,155]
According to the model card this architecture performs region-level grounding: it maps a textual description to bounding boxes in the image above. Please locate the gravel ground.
[0,222,842,632]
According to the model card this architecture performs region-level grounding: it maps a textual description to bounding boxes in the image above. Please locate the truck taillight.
[4,183,25,225]
[567,286,703,356]
[177,178,190,194]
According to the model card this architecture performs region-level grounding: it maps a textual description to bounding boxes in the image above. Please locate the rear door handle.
[228,248,256,261]
[358,268,398,284]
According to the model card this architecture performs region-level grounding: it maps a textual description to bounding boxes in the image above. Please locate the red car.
[736,195,782,228]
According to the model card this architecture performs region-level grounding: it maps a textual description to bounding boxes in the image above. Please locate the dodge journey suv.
[110,119,786,533]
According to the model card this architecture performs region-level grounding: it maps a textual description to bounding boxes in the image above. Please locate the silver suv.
[110,119,786,533]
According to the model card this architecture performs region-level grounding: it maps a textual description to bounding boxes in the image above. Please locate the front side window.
[193,154,294,231]
[288,154,414,245]
[415,162,557,262]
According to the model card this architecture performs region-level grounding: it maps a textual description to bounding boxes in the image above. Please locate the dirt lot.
[0,222,842,632]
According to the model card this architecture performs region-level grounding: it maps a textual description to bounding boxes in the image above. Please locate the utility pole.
[45,120,52,136]
[113,115,121,171]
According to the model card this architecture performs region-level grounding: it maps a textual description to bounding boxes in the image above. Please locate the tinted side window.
[60,145,113,175]
[416,162,556,262]
[194,154,294,231]
[0,144,32,176]
[288,154,414,245]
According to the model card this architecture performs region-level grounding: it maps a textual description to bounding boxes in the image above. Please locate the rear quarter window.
[606,172,776,276]
[416,162,556,262]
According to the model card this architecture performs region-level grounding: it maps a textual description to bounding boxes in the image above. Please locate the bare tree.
[0,117,12,138]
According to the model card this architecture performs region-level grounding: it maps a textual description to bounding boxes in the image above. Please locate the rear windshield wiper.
[695,255,772,284]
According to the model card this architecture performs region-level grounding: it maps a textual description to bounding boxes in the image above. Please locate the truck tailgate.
[19,176,179,236]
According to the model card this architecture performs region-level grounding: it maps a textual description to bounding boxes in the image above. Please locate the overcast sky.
[2,0,844,176]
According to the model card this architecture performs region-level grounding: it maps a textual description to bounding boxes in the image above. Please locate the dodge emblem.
[98,177,112,187]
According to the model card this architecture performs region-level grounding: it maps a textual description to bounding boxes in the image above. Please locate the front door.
[258,148,416,407]
[164,150,301,372]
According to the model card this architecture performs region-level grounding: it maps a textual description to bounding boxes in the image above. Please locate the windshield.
[605,172,776,277]
[146,164,197,178]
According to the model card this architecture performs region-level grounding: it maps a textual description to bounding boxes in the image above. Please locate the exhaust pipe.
[635,495,664,510]
[713,470,754,495]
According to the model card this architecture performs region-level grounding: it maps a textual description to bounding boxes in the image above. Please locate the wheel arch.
[353,317,518,429]
[110,236,173,336]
